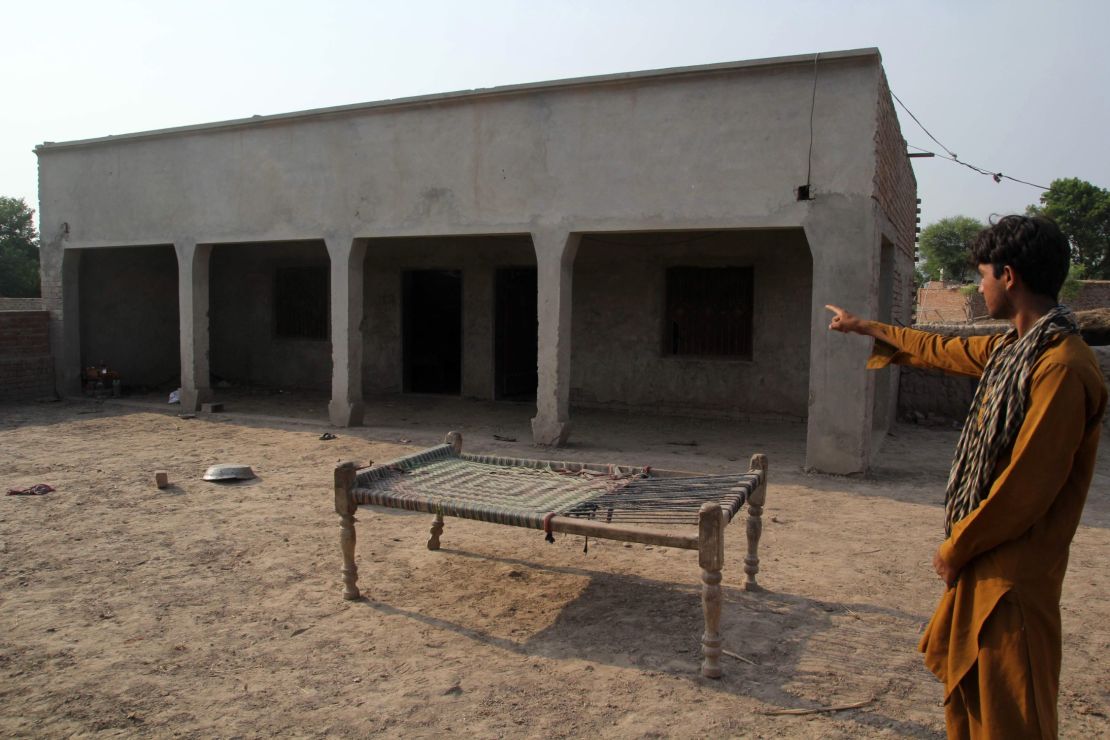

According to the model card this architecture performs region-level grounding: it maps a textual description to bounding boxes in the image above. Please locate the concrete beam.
[531,230,579,446]
[175,241,213,412]
[803,199,881,474]
[327,236,367,426]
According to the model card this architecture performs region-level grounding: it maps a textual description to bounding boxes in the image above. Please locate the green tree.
[0,197,40,297]
[919,216,984,283]
[1060,262,1086,302]
[1027,178,1110,278]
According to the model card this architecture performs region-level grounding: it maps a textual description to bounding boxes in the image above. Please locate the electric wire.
[806,52,819,187]
[893,92,1049,191]
[906,144,1049,190]
[891,91,958,159]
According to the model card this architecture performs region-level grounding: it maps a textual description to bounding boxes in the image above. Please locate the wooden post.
[334,460,360,600]
[445,430,463,454]
[744,453,768,592]
[424,432,461,550]
[428,512,444,550]
[698,501,725,678]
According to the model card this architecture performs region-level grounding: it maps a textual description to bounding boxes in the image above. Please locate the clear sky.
[2,0,1107,231]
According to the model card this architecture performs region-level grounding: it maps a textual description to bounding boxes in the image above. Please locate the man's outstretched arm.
[826,305,1001,378]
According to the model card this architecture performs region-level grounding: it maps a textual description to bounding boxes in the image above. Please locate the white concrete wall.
[571,230,811,419]
[36,49,909,472]
[209,241,332,391]
[361,236,535,397]
[78,245,179,387]
[38,53,881,248]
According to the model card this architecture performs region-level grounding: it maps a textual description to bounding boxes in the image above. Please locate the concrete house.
[36,47,916,474]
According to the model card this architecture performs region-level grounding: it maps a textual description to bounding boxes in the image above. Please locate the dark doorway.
[403,270,462,394]
[495,267,538,400]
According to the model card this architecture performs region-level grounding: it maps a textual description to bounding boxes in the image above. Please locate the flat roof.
[36,47,879,153]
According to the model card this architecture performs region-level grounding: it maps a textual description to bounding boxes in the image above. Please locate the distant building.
[915,281,987,324]
[916,279,1110,325]
[36,48,916,474]
[1069,280,1110,312]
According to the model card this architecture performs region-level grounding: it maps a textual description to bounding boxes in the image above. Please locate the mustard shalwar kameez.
[868,326,1106,739]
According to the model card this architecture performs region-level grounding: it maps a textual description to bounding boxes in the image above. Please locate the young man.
[827,215,1105,739]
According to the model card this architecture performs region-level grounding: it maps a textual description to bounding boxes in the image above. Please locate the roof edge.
[35,47,880,154]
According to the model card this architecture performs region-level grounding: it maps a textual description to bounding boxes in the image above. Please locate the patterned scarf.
[943,305,1079,535]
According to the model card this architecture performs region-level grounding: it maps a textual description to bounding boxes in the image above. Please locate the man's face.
[978,263,1014,320]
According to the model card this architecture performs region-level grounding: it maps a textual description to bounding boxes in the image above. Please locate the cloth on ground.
[7,484,55,496]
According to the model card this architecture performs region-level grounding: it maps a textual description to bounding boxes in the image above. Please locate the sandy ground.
[0,397,1107,738]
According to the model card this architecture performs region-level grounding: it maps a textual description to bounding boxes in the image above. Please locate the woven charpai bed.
[333,432,768,678]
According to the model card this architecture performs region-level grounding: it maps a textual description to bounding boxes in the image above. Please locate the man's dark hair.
[969,215,1070,300]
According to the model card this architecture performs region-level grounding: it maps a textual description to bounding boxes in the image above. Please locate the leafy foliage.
[918,216,984,283]
[1060,262,1086,302]
[0,197,40,297]
[1028,178,1110,278]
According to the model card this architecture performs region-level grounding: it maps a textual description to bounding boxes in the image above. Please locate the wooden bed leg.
[334,461,361,600]
[699,501,725,679]
[428,513,444,550]
[744,453,768,592]
[445,431,463,454]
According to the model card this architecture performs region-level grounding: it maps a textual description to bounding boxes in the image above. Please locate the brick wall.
[0,297,44,311]
[0,311,55,402]
[872,70,918,326]
[892,321,1110,429]
[915,282,987,324]
[1070,280,1110,311]
[916,279,1110,325]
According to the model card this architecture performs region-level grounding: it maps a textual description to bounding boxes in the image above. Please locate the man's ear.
[1001,265,1018,291]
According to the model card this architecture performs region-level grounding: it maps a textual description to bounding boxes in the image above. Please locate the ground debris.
[756,697,874,716]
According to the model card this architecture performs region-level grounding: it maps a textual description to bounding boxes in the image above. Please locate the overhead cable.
[906,144,1049,191]
[893,92,1049,191]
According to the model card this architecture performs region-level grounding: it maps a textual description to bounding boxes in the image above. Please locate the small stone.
[155,471,169,489]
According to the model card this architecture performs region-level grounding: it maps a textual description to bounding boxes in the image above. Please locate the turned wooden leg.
[699,501,725,679]
[744,453,768,592]
[335,461,361,600]
[445,430,463,454]
[428,512,444,550]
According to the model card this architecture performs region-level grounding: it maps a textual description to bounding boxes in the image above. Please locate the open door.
[494,267,537,400]
[403,269,462,394]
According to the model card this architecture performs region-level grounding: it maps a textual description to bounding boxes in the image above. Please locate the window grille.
[665,267,753,358]
[274,266,329,340]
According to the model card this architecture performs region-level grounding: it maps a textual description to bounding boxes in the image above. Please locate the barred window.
[665,267,753,358]
[274,266,329,340]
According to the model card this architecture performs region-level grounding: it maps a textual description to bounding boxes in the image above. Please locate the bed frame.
[333,432,768,678]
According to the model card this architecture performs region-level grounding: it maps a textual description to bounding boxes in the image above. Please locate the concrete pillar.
[175,241,213,412]
[461,265,495,399]
[54,248,82,396]
[326,236,367,426]
[803,200,881,474]
[530,229,579,446]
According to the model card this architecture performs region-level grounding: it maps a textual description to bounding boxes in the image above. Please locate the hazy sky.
[2,0,1107,231]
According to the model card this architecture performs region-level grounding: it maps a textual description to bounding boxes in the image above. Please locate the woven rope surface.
[353,444,756,528]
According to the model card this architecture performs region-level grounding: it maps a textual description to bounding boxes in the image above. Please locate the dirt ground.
[1,397,1107,738]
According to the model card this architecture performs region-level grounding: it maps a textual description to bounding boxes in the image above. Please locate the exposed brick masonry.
[0,297,44,312]
[916,282,987,324]
[872,70,918,325]
[897,322,1110,429]
[0,311,55,402]
[917,280,1110,325]
[1069,280,1110,311]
